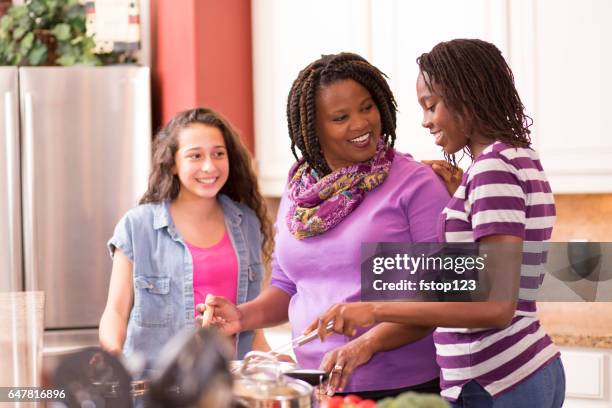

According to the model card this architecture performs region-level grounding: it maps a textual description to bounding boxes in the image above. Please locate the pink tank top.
[186,231,238,317]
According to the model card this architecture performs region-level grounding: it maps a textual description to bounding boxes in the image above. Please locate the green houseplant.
[0,0,100,66]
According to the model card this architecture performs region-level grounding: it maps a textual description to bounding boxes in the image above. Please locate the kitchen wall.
[551,194,612,241]
[540,193,612,343]
[151,0,255,151]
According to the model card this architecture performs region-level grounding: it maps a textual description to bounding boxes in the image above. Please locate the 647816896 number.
[1,387,66,402]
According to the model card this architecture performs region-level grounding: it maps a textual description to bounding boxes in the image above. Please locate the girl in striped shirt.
[307,39,565,407]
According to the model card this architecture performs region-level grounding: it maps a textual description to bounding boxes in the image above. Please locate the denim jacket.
[107,194,263,372]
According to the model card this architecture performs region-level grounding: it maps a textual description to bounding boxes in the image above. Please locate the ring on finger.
[332,364,343,372]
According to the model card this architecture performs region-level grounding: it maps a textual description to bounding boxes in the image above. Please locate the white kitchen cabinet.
[252,0,370,196]
[368,0,508,169]
[253,1,612,196]
[509,0,612,193]
[560,346,612,407]
[252,0,507,195]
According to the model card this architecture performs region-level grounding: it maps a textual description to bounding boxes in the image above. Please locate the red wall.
[152,0,254,152]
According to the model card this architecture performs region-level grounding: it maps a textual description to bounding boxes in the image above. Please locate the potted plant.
[0,0,100,66]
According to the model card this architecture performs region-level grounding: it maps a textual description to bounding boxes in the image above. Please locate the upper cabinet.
[509,0,612,193]
[252,0,370,196]
[368,0,508,171]
[253,0,612,196]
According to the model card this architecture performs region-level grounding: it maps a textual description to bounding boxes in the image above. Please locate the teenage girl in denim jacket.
[99,107,273,371]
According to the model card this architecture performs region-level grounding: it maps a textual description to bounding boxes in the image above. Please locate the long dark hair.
[417,39,532,162]
[139,107,273,266]
[287,52,398,176]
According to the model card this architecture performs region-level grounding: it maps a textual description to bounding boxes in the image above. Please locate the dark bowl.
[284,369,329,386]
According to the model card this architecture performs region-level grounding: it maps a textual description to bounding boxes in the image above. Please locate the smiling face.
[416,72,468,155]
[315,79,382,171]
[173,123,229,200]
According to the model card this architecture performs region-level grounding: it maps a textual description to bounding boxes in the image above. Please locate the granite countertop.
[549,333,612,349]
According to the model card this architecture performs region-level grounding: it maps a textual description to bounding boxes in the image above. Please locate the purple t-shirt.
[271,151,450,392]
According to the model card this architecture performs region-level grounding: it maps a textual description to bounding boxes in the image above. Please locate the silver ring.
[333,364,343,372]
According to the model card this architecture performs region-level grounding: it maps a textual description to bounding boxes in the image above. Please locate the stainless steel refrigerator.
[0,66,151,351]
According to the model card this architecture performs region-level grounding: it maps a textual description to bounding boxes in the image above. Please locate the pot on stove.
[232,351,313,408]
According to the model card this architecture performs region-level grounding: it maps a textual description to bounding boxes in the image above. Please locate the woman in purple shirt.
[202,53,449,399]
[307,40,565,407]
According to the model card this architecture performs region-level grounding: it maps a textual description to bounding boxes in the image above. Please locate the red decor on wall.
[151,0,254,153]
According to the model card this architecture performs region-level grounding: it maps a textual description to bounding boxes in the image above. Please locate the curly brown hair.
[417,39,532,163]
[139,107,273,267]
[287,52,398,176]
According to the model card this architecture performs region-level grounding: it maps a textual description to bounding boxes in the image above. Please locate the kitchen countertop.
[549,334,612,349]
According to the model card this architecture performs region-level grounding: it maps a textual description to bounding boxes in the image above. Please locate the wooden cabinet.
[253,1,612,195]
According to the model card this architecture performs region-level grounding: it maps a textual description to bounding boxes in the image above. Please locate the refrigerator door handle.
[4,90,22,290]
[23,92,37,291]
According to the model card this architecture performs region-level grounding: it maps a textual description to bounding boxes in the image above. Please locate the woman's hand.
[305,303,377,341]
[195,295,243,335]
[422,159,463,196]
[319,335,375,395]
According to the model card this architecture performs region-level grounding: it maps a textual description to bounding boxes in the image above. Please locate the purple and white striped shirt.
[436,141,559,401]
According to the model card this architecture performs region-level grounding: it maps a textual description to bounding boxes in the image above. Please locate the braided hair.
[417,39,532,160]
[286,52,398,175]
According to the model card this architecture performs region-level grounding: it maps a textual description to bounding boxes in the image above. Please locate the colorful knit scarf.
[286,140,395,239]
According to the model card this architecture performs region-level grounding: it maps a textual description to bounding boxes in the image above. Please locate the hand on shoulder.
[422,160,463,196]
